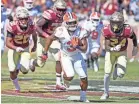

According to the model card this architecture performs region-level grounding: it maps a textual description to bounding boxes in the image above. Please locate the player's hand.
[132,47,138,56]
[71,37,80,48]
[16,47,24,53]
[110,45,121,51]
[40,52,48,62]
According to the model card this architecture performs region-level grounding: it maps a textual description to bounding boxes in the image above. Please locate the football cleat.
[80,99,90,102]
[100,93,109,100]
[15,89,20,93]
[56,84,66,90]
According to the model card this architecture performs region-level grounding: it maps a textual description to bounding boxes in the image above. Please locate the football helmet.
[110,12,124,33]
[16,7,30,28]
[63,12,78,31]
[23,0,34,10]
[90,12,100,27]
[53,0,67,17]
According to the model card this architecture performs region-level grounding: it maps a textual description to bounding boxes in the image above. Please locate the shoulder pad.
[123,24,133,37]
[42,10,56,20]
[102,25,112,38]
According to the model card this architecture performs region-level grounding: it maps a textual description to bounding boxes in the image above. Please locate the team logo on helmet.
[110,12,124,33]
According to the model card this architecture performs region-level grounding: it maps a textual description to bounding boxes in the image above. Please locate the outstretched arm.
[36,16,50,38]
[130,32,138,56]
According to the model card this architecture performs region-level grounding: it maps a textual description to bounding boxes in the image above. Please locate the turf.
[1,51,139,103]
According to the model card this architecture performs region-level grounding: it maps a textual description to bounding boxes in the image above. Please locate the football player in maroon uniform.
[6,7,37,92]
[32,0,67,90]
[100,12,138,100]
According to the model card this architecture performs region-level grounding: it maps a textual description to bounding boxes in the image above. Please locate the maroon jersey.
[7,20,36,48]
[103,24,133,51]
[41,9,63,37]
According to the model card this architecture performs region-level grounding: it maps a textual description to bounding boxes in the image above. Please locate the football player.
[6,7,37,92]
[100,12,138,100]
[32,0,67,90]
[81,12,103,72]
[42,12,89,102]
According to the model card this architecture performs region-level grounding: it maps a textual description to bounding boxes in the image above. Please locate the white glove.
[16,47,24,53]
[110,45,121,52]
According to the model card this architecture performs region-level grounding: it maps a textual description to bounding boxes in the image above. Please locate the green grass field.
[1,51,139,103]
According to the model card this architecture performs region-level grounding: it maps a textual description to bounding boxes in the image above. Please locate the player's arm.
[130,32,138,56]
[31,31,38,52]
[36,16,50,38]
[6,31,17,50]
[41,35,58,60]
[78,37,88,52]
[105,38,111,52]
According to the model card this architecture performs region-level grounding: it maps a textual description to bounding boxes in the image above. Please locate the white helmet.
[53,0,67,17]
[89,12,100,26]
[23,0,34,10]
[16,7,30,28]
[63,12,78,31]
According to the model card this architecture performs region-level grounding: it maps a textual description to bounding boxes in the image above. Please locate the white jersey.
[54,26,88,56]
[81,20,103,48]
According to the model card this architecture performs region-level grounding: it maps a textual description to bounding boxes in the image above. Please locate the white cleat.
[129,58,135,62]
[100,93,109,100]
[80,99,90,102]
[80,97,90,102]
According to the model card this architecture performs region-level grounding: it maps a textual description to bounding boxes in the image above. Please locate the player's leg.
[20,50,36,74]
[60,53,75,89]
[90,48,99,72]
[116,53,127,78]
[100,52,116,100]
[33,37,46,67]
[74,54,88,102]
[49,48,66,90]
[8,49,20,92]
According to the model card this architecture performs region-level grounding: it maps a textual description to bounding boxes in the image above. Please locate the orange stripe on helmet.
[63,12,77,22]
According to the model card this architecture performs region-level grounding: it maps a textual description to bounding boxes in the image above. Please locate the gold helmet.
[110,12,124,33]
[16,6,30,28]
[53,0,67,17]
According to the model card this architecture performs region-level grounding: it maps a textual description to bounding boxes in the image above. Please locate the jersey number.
[110,38,126,47]
[14,35,30,44]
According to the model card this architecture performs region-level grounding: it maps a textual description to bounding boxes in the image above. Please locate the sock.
[56,73,61,85]
[104,74,110,94]
[93,59,99,72]
[80,90,86,101]
[11,78,20,90]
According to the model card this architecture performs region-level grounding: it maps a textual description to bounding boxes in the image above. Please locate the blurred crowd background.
[1,0,139,25]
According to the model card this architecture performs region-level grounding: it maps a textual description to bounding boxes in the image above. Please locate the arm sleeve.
[130,32,137,47]
[7,31,14,38]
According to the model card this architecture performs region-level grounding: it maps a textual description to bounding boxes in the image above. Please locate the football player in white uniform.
[41,12,89,102]
[81,12,103,72]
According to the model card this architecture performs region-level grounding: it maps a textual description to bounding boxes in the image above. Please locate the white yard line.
[1,94,66,101]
